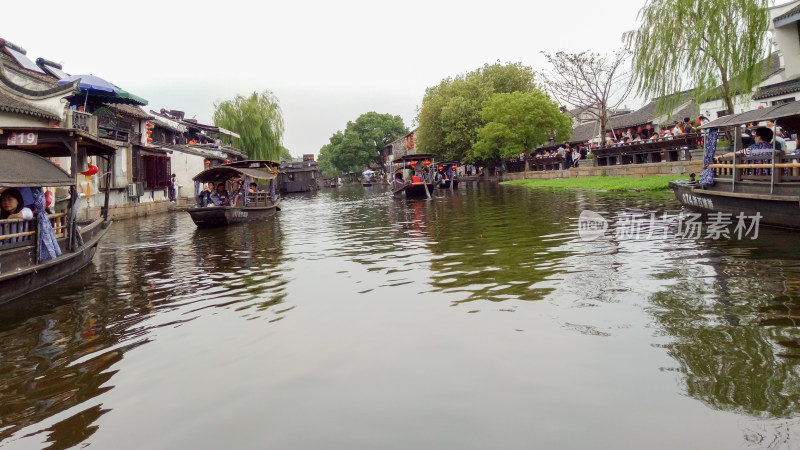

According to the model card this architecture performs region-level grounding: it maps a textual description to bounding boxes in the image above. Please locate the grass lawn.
[502,174,687,191]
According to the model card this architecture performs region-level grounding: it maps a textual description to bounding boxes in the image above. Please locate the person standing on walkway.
[169,174,178,203]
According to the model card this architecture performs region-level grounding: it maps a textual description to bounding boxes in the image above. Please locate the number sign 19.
[7,131,38,146]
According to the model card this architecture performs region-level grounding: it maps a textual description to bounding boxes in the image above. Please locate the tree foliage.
[474,92,573,161]
[416,62,539,162]
[213,90,284,160]
[540,50,632,146]
[318,112,407,174]
[625,0,770,115]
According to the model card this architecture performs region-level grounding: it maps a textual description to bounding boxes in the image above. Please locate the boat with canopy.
[0,127,115,305]
[391,154,436,199]
[188,160,281,227]
[435,160,460,190]
[669,102,800,228]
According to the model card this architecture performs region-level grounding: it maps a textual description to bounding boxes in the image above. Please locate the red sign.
[7,131,38,146]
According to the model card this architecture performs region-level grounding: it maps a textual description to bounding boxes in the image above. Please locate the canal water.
[1,183,799,449]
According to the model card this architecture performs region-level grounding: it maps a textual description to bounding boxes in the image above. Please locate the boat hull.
[187,202,281,227]
[669,181,800,229]
[439,179,459,190]
[0,219,111,305]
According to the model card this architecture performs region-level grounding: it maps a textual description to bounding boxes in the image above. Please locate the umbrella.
[58,74,120,93]
[58,74,121,110]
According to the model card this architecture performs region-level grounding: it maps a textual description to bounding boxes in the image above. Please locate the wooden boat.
[436,161,461,190]
[188,160,281,227]
[0,128,115,305]
[669,102,800,229]
[391,154,436,198]
[278,159,319,193]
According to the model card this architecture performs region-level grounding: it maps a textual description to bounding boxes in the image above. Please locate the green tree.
[213,90,284,160]
[318,112,407,173]
[279,146,292,161]
[625,0,770,115]
[473,91,573,163]
[416,62,539,162]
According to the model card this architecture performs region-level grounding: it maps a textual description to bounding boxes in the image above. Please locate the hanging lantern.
[272,171,276,175]
[53,161,61,166]
[205,160,211,166]
[81,164,99,176]
[646,124,652,130]
[146,130,153,135]
[146,123,153,128]
[226,159,230,164]
[438,165,443,171]
[147,137,153,142]
[409,161,417,167]
[423,160,431,166]
[637,127,643,132]
[451,165,457,170]
[628,128,633,133]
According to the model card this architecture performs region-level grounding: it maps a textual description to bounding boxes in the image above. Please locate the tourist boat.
[668,102,800,229]
[187,160,281,227]
[435,161,460,190]
[391,154,437,199]
[278,158,319,193]
[362,170,375,187]
[0,127,115,305]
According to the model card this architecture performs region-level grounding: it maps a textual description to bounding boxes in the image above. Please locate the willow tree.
[213,90,284,160]
[626,0,770,115]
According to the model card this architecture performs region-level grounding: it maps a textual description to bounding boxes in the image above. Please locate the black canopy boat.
[669,102,800,229]
[188,160,281,227]
[435,161,460,190]
[0,127,115,305]
[391,154,436,199]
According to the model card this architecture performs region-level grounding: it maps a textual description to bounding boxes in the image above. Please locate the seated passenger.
[248,182,264,194]
[198,182,215,207]
[1,188,34,220]
[210,183,230,206]
[392,172,405,190]
[717,127,782,160]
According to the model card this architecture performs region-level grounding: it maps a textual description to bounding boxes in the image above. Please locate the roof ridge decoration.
[0,63,79,100]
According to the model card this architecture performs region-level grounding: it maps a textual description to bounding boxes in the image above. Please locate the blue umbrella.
[57,74,120,93]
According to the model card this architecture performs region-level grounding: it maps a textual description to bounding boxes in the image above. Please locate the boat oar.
[423,178,431,199]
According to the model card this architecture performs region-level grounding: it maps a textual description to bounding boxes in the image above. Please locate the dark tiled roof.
[761,52,783,79]
[774,4,800,24]
[568,121,599,143]
[607,101,659,130]
[103,103,153,120]
[752,76,800,100]
[0,89,60,121]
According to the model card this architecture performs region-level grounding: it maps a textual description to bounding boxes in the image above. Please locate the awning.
[82,87,148,106]
[0,127,116,157]
[192,166,275,183]
[0,149,74,187]
[701,101,800,131]
[392,153,436,163]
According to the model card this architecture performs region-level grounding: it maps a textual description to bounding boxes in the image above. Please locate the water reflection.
[0,213,287,447]
[2,183,800,449]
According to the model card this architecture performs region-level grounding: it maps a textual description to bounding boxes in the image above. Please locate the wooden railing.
[592,134,703,167]
[710,155,800,182]
[246,192,275,207]
[0,213,68,248]
[528,156,564,171]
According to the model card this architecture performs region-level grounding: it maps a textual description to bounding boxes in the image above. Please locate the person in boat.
[198,182,215,207]
[717,127,782,160]
[1,188,34,220]
[210,183,230,206]
[392,172,405,190]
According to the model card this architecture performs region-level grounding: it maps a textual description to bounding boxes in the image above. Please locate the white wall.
[170,150,207,201]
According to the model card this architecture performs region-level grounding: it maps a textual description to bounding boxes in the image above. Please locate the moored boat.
[0,127,115,305]
[188,160,281,227]
[669,102,800,229]
[435,161,461,190]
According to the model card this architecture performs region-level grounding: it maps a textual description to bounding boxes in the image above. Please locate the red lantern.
[451,165,457,170]
[205,160,211,166]
[637,127,643,132]
[272,171,276,175]
[81,164,98,176]
[226,159,230,164]
[409,161,417,167]
[53,161,61,166]
[646,124,652,130]
[147,137,153,142]
[438,165,443,171]
[146,130,153,135]
[628,128,633,133]
[423,160,431,166]
[146,123,153,128]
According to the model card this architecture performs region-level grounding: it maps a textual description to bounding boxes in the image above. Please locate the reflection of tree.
[648,237,800,419]
[424,183,571,304]
[0,213,289,447]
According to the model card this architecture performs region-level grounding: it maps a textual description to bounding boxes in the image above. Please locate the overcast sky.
[4,0,645,156]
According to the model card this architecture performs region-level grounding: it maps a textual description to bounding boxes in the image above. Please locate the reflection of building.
[278,155,319,193]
